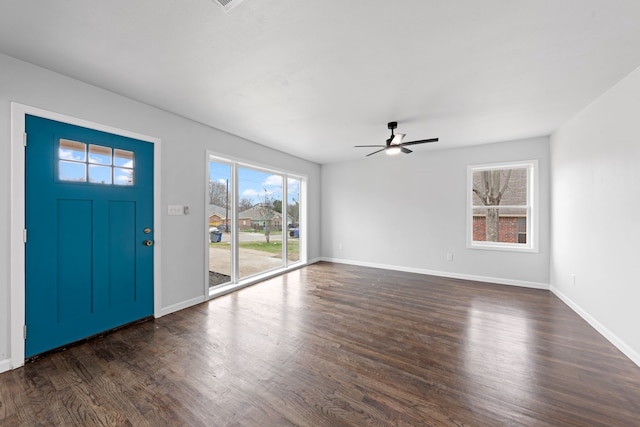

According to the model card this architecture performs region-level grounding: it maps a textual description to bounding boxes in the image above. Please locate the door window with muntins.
[59,138,135,186]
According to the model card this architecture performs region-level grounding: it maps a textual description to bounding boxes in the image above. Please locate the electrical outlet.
[446,253,453,261]
[572,274,576,286]
[338,243,343,251]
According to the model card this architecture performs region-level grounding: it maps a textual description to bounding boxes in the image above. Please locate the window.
[468,160,537,252]
[58,139,134,186]
[207,153,306,296]
[517,217,527,244]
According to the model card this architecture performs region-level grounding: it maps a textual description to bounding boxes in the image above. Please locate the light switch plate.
[168,205,183,215]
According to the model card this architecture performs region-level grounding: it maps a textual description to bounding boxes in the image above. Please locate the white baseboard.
[0,358,12,374]
[320,257,550,290]
[551,286,640,368]
[157,295,205,318]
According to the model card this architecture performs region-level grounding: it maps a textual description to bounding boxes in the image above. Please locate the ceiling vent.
[212,0,245,13]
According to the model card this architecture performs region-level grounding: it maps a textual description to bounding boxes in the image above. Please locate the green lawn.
[239,240,298,254]
[240,229,283,235]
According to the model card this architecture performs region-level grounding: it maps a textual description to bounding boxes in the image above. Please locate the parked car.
[289,228,299,238]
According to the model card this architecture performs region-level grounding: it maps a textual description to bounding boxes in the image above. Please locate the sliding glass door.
[207,155,305,294]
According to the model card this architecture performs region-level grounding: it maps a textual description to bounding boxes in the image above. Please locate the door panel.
[57,199,93,321]
[108,201,138,306]
[25,115,154,357]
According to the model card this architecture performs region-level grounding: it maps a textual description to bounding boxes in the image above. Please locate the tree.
[209,180,228,207]
[238,198,253,212]
[257,190,277,243]
[272,199,282,213]
[473,170,512,242]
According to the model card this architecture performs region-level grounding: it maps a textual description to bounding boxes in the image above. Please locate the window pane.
[472,167,527,206]
[517,218,527,244]
[89,144,112,165]
[114,149,134,167]
[287,177,301,263]
[89,164,112,184]
[238,167,284,279]
[114,168,134,186]
[472,207,527,244]
[208,161,232,288]
[518,217,527,233]
[59,139,86,162]
[59,160,86,182]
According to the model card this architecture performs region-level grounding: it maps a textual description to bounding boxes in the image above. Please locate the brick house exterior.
[472,216,526,244]
[238,204,284,231]
[209,203,292,231]
[208,204,250,231]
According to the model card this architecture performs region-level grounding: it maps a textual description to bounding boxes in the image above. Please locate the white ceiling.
[1,0,640,164]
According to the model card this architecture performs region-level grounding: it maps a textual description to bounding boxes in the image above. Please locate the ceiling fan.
[355,121,438,157]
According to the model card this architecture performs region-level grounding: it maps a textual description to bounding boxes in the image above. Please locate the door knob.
[143,240,154,246]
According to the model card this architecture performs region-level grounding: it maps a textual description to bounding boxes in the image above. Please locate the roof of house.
[238,204,283,221]
[208,204,227,219]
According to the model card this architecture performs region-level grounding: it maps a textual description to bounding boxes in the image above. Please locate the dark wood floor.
[2,262,640,426]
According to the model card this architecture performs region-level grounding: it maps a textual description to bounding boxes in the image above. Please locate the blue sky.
[59,143,134,185]
[209,162,300,205]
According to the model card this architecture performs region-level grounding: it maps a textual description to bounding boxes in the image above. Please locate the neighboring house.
[238,204,284,230]
[208,204,227,227]
[209,204,252,231]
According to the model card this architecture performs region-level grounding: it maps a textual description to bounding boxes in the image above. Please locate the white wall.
[0,53,321,367]
[321,137,550,287]
[551,66,640,365]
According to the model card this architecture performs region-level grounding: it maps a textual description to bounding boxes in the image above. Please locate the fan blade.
[401,146,412,154]
[400,138,438,147]
[366,148,386,157]
[391,133,405,145]
[355,145,385,148]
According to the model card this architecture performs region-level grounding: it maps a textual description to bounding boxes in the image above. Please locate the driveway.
[209,232,284,279]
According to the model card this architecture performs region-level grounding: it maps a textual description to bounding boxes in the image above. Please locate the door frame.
[10,102,162,369]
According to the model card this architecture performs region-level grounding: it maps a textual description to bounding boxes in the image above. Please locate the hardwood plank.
[2,262,640,426]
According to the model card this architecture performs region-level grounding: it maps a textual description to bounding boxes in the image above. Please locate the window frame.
[467,159,538,253]
[206,152,307,298]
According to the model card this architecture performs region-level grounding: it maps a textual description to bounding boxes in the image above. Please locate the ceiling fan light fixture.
[212,0,245,13]
[355,121,438,157]
[391,133,405,145]
[386,145,401,155]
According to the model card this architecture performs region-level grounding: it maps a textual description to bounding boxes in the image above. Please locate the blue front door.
[25,115,154,357]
